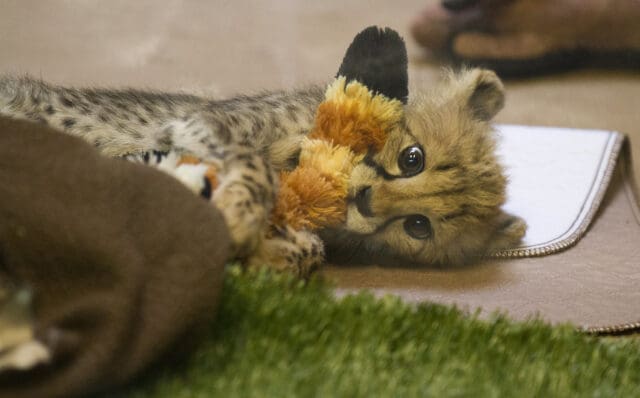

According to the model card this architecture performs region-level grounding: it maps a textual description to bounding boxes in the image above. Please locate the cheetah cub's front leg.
[211,146,276,258]
[137,117,277,260]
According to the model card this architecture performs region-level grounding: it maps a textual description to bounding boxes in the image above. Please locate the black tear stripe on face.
[366,215,406,236]
[363,147,424,180]
[364,121,422,180]
[363,153,397,180]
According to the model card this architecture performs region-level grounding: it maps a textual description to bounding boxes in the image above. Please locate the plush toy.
[171,27,407,238]
[271,76,403,231]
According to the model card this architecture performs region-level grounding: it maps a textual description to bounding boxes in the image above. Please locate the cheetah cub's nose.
[355,186,374,217]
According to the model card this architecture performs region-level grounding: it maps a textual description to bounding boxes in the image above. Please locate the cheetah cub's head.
[321,27,526,266]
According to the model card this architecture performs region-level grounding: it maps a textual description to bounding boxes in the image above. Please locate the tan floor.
[2,0,639,326]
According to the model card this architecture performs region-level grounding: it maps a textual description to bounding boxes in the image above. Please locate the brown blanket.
[0,117,230,398]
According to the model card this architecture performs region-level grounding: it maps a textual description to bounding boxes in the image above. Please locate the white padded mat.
[494,125,623,255]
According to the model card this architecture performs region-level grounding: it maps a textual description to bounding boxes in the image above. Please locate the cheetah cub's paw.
[213,181,271,258]
[211,148,276,259]
[247,226,325,278]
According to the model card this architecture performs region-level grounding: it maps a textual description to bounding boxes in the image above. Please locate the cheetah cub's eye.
[404,215,433,240]
[398,146,424,176]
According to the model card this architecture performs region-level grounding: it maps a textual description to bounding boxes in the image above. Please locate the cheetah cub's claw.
[246,226,325,278]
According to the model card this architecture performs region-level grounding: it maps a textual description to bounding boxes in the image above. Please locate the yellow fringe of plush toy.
[309,77,404,154]
[272,78,404,230]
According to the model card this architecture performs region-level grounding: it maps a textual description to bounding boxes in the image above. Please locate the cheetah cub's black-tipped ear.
[450,68,505,121]
[336,26,409,104]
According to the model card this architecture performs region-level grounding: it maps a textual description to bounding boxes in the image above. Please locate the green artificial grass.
[113,266,640,397]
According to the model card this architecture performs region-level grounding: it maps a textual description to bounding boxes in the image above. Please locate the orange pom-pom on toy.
[271,77,404,231]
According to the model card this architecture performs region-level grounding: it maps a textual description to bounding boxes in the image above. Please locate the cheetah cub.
[0,27,525,275]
